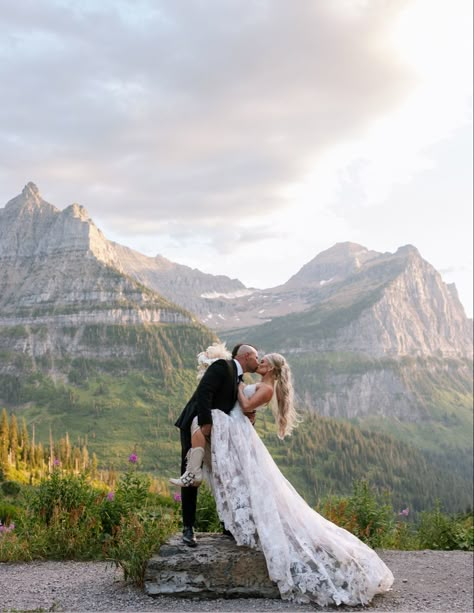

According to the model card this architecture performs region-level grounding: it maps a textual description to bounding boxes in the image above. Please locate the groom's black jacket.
[175,359,238,433]
[174,358,239,529]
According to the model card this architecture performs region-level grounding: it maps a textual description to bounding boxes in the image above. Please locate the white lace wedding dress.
[208,384,394,606]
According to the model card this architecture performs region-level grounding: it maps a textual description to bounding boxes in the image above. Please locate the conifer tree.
[65,432,71,469]
[0,408,9,478]
[91,452,98,480]
[9,413,19,468]
[81,446,89,471]
[20,417,29,463]
[35,442,44,470]
[48,427,55,471]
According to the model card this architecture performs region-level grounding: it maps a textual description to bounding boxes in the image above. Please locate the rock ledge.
[144,532,279,599]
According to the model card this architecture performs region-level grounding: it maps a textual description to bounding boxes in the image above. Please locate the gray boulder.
[144,533,279,599]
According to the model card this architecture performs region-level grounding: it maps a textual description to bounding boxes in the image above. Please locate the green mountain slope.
[3,363,471,513]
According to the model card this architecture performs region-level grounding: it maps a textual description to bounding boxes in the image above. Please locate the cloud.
[1,0,413,228]
[0,0,471,315]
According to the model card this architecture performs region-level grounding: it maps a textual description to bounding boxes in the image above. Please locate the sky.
[0,0,472,316]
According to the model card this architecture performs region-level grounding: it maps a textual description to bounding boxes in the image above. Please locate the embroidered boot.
[169,447,205,487]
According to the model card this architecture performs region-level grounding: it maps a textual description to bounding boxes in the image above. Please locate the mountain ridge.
[0,182,472,512]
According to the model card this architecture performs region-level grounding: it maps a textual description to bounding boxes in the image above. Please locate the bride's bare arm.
[238,382,273,413]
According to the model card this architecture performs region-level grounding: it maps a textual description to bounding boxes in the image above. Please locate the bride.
[173,348,394,607]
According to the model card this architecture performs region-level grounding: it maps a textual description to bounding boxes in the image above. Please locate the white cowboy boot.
[169,447,205,487]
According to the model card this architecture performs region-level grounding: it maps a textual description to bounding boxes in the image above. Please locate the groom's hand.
[200,424,212,437]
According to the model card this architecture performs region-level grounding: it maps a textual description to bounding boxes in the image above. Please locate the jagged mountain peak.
[63,202,91,222]
[22,181,40,198]
[395,244,421,259]
[284,242,381,288]
[0,184,116,264]
[322,241,369,255]
[4,181,56,212]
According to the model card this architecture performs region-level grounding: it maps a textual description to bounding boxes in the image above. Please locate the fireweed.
[0,454,179,574]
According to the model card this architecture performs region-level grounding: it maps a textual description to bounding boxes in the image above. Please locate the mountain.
[284,241,382,288]
[0,182,216,409]
[221,244,473,506]
[110,242,249,324]
[0,183,472,512]
[223,242,472,357]
[222,241,472,418]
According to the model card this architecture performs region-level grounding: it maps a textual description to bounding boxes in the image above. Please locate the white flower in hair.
[197,342,231,379]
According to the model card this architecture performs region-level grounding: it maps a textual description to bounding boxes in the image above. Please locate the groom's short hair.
[232,343,257,359]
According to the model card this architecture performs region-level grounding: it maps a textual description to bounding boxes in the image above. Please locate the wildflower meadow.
[0,408,472,587]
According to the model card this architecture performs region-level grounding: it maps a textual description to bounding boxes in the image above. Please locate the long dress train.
[207,384,394,606]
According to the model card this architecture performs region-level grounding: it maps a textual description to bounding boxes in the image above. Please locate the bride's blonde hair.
[264,353,298,439]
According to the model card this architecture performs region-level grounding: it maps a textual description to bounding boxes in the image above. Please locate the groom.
[174,343,259,546]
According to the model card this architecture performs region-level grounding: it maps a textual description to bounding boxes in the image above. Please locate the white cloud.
[0,0,472,315]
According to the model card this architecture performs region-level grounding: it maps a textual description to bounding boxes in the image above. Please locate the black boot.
[182,525,197,547]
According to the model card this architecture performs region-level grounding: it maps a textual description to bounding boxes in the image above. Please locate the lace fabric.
[207,384,394,606]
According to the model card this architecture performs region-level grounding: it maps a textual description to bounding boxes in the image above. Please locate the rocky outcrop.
[0,183,247,328]
[224,245,472,359]
[2,185,470,357]
[144,533,279,599]
[0,184,208,374]
[0,183,119,267]
[284,242,381,288]
[312,247,473,358]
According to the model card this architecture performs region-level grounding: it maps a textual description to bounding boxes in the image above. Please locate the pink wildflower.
[107,491,115,501]
[399,508,409,517]
[53,458,60,466]
[173,492,182,503]
[0,521,15,534]
[128,453,138,464]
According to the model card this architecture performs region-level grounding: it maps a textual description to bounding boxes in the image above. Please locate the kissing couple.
[171,343,394,606]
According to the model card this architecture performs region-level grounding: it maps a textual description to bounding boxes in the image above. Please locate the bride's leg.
[170,418,207,487]
[191,427,207,449]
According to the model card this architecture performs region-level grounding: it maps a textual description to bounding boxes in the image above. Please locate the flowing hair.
[265,353,299,439]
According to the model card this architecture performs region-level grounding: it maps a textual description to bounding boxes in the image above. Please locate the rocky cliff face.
[110,242,246,320]
[223,243,472,359]
[0,183,118,265]
[284,241,381,288]
[0,183,247,328]
[0,183,212,372]
[222,244,472,429]
[5,186,469,358]
[311,246,473,358]
[1,184,471,417]
[0,184,471,505]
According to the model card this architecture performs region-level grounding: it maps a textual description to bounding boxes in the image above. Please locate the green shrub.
[0,501,21,524]
[107,508,178,586]
[417,503,474,550]
[1,481,21,497]
[451,514,474,551]
[100,468,153,535]
[346,480,394,548]
[380,520,418,550]
[319,480,394,549]
[30,470,100,525]
[0,529,33,562]
[194,483,222,532]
